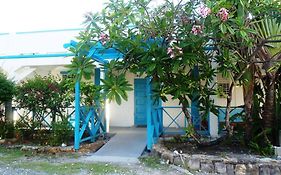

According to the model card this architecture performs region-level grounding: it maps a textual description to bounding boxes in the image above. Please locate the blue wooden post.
[95,68,101,86]
[74,81,81,150]
[158,100,163,134]
[191,66,200,130]
[146,77,153,150]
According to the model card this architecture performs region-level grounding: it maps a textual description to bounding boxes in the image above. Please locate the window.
[218,83,230,97]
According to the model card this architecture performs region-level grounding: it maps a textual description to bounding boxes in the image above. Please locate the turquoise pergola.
[63,40,126,150]
[63,40,204,151]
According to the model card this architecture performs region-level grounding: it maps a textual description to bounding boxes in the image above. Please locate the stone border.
[153,143,281,175]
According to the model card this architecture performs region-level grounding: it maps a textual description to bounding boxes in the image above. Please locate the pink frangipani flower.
[167,46,183,58]
[217,8,229,22]
[167,47,173,54]
[99,33,109,45]
[191,25,203,35]
[198,5,211,18]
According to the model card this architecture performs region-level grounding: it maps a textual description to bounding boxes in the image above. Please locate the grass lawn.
[0,146,128,174]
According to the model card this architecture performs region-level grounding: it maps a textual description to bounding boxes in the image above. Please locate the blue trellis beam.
[0,53,74,59]
[74,81,81,150]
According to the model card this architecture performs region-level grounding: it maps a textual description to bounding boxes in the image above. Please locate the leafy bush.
[49,120,73,146]
[0,72,15,104]
[15,75,73,128]
[0,121,15,139]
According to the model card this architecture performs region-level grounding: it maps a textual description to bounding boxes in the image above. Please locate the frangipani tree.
[84,0,218,135]
[253,17,281,144]
[69,0,281,146]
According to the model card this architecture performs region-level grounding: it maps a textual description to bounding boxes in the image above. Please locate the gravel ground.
[0,165,47,175]
[0,161,217,175]
[0,148,217,175]
[0,156,188,175]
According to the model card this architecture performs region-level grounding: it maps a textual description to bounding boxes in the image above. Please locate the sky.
[0,0,184,33]
[0,0,107,33]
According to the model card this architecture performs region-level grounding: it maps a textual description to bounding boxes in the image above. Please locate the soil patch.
[0,133,115,154]
[162,137,255,156]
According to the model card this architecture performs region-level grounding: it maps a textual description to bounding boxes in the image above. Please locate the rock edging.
[153,143,281,175]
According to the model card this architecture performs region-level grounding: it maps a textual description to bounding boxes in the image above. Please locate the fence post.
[146,77,153,151]
[74,81,81,150]
[93,68,101,140]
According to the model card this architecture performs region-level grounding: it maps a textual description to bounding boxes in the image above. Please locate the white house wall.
[108,72,135,127]
[215,86,244,106]
[162,96,186,128]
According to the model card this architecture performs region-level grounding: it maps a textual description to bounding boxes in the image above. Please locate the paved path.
[83,127,147,163]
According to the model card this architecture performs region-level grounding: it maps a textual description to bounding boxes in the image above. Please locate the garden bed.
[0,134,114,154]
[163,137,253,156]
[153,139,281,174]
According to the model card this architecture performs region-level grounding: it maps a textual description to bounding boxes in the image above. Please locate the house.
[0,29,244,150]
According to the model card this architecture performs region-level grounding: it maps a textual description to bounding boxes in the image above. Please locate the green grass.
[0,146,128,174]
[139,156,167,169]
[17,162,128,175]
[0,146,32,163]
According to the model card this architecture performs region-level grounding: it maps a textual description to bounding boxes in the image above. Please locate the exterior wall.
[215,86,244,106]
[108,72,135,127]
[162,96,186,128]
[108,72,245,128]
[215,74,244,106]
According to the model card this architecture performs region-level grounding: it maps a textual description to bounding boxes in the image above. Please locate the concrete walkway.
[83,127,147,163]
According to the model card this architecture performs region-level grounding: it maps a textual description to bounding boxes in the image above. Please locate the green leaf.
[227,25,235,35]
[219,23,227,34]
[115,93,122,105]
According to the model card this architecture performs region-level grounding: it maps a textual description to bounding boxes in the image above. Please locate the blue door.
[134,78,147,126]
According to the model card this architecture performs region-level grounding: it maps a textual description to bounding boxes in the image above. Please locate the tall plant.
[253,17,281,144]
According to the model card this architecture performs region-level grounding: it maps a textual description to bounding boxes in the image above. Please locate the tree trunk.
[181,102,192,125]
[262,74,276,145]
[181,100,201,144]
[243,66,255,144]
[225,82,234,136]
[4,100,13,123]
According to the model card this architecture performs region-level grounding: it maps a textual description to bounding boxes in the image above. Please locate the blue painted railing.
[147,104,211,150]
[217,107,244,122]
[74,81,106,150]
[146,78,163,150]
[13,106,76,129]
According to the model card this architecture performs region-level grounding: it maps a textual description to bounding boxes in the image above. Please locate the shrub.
[0,72,15,104]
[15,75,73,128]
[49,120,73,146]
[0,73,15,122]
[0,121,15,139]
